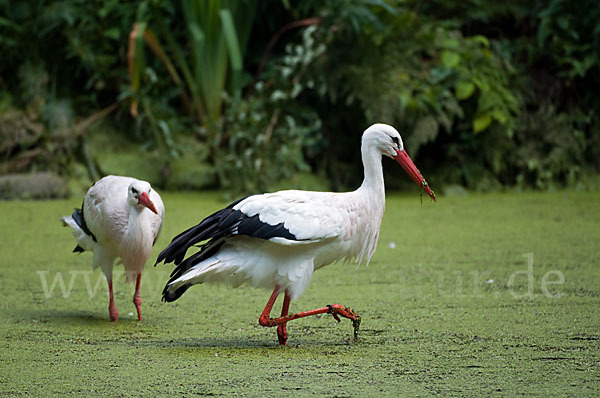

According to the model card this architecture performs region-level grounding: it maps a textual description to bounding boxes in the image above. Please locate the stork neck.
[119,202,153,277]
[358,146,385,195]
[126,204,151,241]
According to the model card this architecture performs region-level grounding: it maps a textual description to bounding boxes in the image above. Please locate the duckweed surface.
[1,191,599,396]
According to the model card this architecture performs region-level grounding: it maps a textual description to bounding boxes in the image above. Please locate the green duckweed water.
[1,191,598,396]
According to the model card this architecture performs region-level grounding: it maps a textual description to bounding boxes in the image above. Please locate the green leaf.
[441,51,461,68]
[0,16,18,29]
[219,10,242,71]
[472,77,489,92]
[363,0,398,15]
[471,35,490,47]
[103,27,120,40]
[130,22,147,93]
[473,114,492,133]
[398,89,411,110]
[219,9,243,98]
[188,22,204,44]
[440,38,460,49]
[537,19,551,46]
[490,108,508,124]
[557,16,569,31]
[455,81,475,100]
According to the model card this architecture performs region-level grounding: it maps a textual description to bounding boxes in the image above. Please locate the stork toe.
[133,295,142,321]
[277,323,288,345]
[328,304,361,340]
[109,305,119,322]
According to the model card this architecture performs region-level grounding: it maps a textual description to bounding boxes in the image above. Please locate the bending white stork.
[156,123,436,344]
[62,175,165,322]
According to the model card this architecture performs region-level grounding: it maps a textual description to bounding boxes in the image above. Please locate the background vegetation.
[1,0,599,196]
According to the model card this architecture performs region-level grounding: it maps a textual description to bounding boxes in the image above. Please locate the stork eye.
[391,136,400,146]
[131,187,138,195]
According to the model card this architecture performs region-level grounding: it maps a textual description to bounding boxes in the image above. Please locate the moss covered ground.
[1,191,599,396]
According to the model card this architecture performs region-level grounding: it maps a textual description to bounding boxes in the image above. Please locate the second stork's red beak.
[138,192,159,214]
[394,149,437,202]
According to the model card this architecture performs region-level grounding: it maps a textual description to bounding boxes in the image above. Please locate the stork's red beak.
[138,192,158,214]
[394,149,437,202]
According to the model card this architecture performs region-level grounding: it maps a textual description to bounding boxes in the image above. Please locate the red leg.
[258,286,361,344]
[277,291,291,345]
[108,279,119,322]
[258,286,281,327]
[133,273,142,321]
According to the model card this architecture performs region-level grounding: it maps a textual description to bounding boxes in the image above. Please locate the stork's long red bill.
[394,149,437,201]
[138,192,159,214]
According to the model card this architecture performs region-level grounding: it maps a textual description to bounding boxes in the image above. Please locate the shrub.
[0,172,68,200]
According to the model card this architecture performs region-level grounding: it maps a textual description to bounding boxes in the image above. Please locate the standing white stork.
[156,124,436,344]
[62,175,165,322]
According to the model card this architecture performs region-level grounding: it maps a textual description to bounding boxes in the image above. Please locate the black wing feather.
[161,240,226,302]
[155,196,248,266]
[71,200,97,245]
[157,195,301,302]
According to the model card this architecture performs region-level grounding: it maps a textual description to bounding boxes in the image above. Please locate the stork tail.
[61,207,96,253]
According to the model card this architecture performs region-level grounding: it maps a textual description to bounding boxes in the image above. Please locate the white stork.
[62,175,165,322]
[157,123,435,344]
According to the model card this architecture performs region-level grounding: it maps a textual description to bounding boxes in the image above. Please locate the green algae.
[1,191,598,396]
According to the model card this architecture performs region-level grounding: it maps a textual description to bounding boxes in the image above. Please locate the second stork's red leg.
[133,273,143,321]
[258,286,361,345]
[108,279,119,322]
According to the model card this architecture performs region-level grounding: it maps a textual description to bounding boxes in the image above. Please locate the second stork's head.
[127,180,159,214]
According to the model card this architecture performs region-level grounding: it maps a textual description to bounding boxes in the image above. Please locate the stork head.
[127,180,158,214]
[363,123,436,201]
